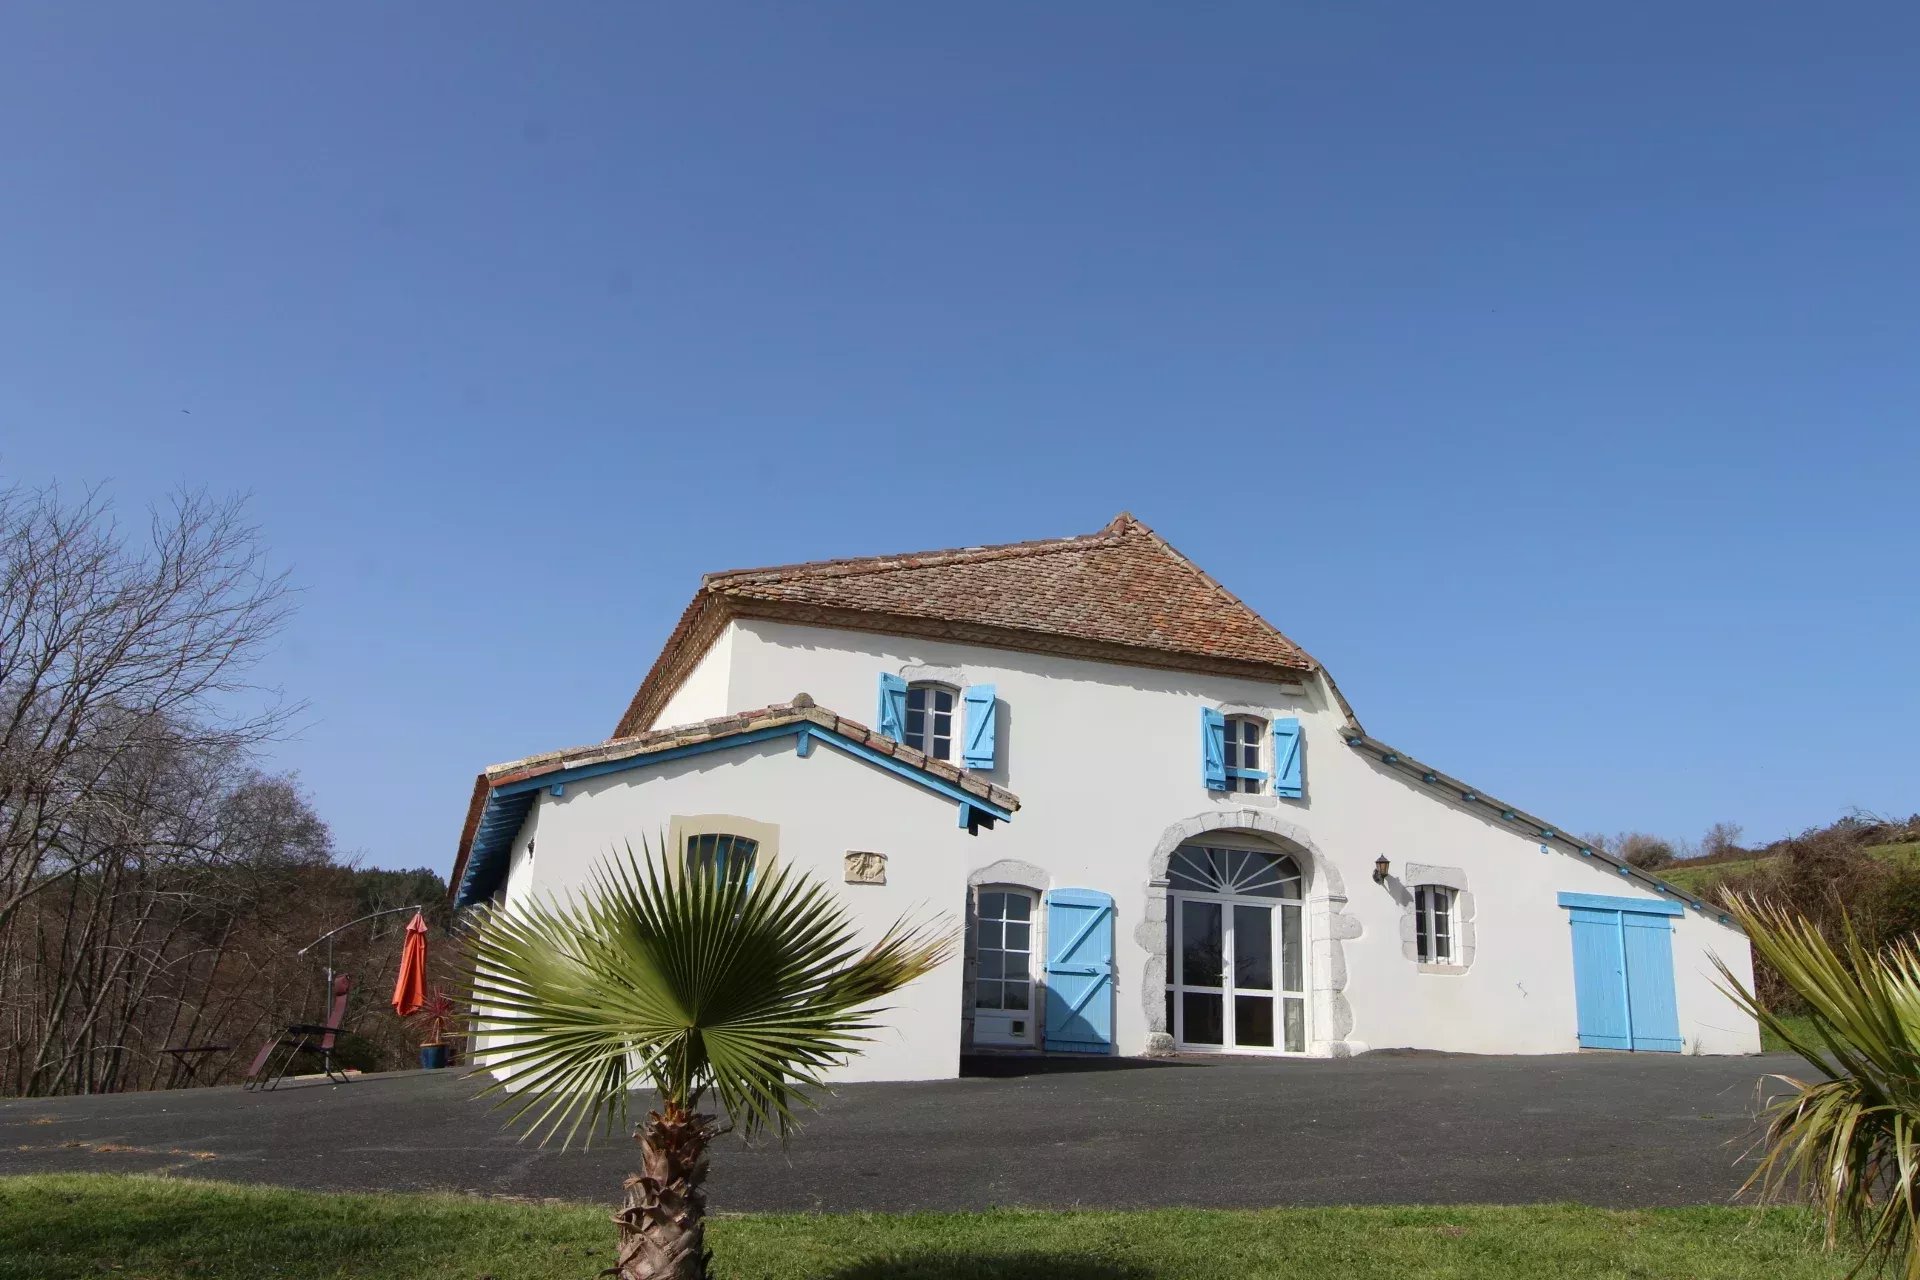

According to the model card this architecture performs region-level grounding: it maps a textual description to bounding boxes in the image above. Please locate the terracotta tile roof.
[450,696,1021,906]
[489,695,1019,813]
[616,514,1317,736]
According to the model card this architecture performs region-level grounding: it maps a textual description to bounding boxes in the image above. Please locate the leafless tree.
[0,482,295,937]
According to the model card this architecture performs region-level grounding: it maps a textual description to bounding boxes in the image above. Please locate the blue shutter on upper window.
[1272,717,1303,798]
[1201,707,1227,790]
[962,684,998,770]
[877,673,907,740]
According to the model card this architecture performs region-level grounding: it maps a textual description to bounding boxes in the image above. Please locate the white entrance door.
[972,888,1038,1047]
[1165,844,1307,1054]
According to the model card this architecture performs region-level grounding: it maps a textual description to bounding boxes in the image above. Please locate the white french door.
[1167,891,1307,1054]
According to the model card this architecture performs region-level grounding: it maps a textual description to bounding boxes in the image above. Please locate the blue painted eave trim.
[455,720,1014,909]
[1557,891,1685,917]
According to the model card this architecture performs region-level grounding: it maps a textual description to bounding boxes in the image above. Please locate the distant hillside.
[1663,840,1920,895]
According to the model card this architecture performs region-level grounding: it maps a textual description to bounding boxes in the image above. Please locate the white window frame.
[971,886,1038,1017]
[1222,714,1267,794]
[1414,885,1456,966]
[903,682,958,762]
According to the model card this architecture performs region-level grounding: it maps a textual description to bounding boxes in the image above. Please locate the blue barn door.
[1559,893,1684,1053]
[1044,889,1115,1054]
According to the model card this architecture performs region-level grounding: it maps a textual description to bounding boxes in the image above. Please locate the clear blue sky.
[4,3,1916,873]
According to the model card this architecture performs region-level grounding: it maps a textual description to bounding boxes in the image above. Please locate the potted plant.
[411,987,459,1069]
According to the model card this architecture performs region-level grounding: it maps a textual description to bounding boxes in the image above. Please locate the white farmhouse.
[450,514,1760,1080]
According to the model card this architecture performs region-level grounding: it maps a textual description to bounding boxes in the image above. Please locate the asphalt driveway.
[0,1052,1798,1212]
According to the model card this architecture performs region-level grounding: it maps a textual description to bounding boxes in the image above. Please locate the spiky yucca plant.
[467,840,952,1280]
[1716,895,1920,1278]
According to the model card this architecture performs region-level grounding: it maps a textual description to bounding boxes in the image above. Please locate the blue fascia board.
[1557,891,1684,917]
[457,721,1013,908]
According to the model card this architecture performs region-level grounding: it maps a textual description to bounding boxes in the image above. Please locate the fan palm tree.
[1715,895,1920,1279]
[466,839,952,1280]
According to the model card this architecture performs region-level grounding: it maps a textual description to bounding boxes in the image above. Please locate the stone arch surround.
[1140,808,1364,1058]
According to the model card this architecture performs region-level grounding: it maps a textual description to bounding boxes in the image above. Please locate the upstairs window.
[877,674,998,769]
[1201,709,1303,797]
[903,683,957,761]
[1414,886,1455,965]
[1222,716,1266,793]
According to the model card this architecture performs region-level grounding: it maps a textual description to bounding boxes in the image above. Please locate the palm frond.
[465,836,953,1150]
[1714,894,1920,1277]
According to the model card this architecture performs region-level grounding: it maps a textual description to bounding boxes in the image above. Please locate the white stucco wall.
[647,622,734,730]
[513,736,980,1081]
[686,617,1761,1063]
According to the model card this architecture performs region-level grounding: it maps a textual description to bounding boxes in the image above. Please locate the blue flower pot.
[419,1044,449,1070]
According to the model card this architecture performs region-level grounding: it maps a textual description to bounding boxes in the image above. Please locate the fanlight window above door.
[1168,845,1302,899]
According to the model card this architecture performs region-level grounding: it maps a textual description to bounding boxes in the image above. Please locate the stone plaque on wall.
[844,851,887,885]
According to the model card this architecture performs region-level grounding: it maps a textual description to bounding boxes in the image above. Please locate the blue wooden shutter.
[1043,889,1115,1054]
[877,673,907,740]
[962,684,998,769]
[1272,717,1303,798]
[1200,707,1227,789]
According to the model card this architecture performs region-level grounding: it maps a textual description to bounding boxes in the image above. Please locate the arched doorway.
[1164,839,1307,1054]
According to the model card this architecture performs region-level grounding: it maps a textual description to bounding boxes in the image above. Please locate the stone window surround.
[898,664,969,690]
[1399,862,1476,974]
[961,860,1052,1052]
[1142,809,1362,1058]
[666,814,781,868]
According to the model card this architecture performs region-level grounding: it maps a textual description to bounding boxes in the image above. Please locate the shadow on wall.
[821,1256,1153,1280]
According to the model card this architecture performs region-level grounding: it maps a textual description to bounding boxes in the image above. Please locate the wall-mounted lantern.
[1373,855,1391,885]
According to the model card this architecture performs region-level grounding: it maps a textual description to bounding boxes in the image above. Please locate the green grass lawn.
[1760,1011,1821,1055]
[0,1174,1859,1280]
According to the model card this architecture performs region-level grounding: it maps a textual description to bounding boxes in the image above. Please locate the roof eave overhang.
[449,716,1018,909]
[617,593,1318,738]
[1339,730,1743,934]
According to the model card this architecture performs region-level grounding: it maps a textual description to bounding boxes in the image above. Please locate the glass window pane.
[974,981,1000,1010]
[1235,995,1275,1048]
[1274,857,1302,900]
[977,950,1004,979]
[980,921,1002,950]
[1005,894,1031,921]
[1182,992,1224,1045]
[1233,904,1273,990]
[932,735,951,760]
[1003,982,1030,1011]
[1283,997,1306,1052]
[1281,904,1302,992]
[934,689,954,713]
[1223,737,1240,770]
[907,687,926,711]
[1004,922,1030,952]
[979,892,1005,920]
[904,709,925,741]
[1245,739,1260,771]
[1415,893,1430,962]
[1181,900,1223,987]
[1164,988,1175,1037]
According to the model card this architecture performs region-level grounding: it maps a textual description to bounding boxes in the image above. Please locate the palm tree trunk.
[609,1103,716,1280]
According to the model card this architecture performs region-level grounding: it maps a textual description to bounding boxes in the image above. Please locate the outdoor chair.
[243,974,355,1090]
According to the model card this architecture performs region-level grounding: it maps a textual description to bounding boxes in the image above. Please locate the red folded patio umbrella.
[391,910,429,1018]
